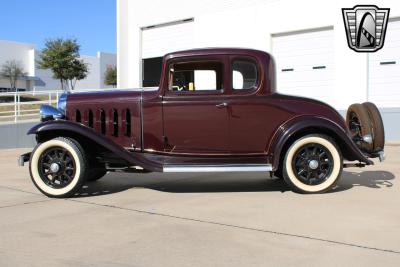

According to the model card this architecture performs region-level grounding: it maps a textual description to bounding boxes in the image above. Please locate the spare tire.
[363,102,385,152]
[346,103,373,153]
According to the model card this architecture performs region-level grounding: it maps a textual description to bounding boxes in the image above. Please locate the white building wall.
[35,52,116,91]
[117,0,400,110]
[74,55,100,90]
[0,40,35,76]
[99,52,117,88]
[0,40,35,90]
[0,40,116,91]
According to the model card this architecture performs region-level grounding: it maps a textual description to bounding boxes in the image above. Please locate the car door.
[162,57,230,154]
[226,57,273,154]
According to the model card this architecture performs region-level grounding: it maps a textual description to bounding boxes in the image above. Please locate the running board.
[163,164,272,173]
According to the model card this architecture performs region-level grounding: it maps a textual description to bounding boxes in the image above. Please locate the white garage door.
[141,20,194,59]
[369,21,400,108]
[272,29,334,104]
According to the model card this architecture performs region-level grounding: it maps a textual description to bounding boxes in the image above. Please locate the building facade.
[117,0,400,141]
[0,40,116,91]
[0,40,36,91]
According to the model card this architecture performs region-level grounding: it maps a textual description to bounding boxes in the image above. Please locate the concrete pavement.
[0,147,399,266]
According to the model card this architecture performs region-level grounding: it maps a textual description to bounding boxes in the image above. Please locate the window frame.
[164,56,227,96]
[229,56,260,93]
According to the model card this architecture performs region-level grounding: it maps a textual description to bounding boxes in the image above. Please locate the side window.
[169,61,223,92]
[232,60,258,90]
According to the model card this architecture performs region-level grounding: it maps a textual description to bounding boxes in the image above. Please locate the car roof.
[164,47,270,59]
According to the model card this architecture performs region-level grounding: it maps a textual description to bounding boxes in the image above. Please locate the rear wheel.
[282,135,342,193]
[29,137,87,198]
[363,102,385,152]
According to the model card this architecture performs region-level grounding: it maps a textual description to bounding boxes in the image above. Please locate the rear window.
[232,60,258,90]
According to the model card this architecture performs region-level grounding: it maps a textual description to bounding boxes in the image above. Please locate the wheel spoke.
[292,142,334,186]
[60,150,66,160]
[312,146,317,156]
[38,146,76,189]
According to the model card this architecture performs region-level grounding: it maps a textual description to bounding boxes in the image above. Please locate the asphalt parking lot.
[0,147,399,266]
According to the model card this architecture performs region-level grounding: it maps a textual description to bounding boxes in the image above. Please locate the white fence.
[0,89,112,123]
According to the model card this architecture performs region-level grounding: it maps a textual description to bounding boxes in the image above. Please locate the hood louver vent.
[88,110,93,128]
[70,108,132,140]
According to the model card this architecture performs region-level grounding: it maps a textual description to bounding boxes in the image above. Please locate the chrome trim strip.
[163,164,272,173]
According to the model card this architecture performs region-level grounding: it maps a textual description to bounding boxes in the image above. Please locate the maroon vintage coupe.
[19,48,385,197]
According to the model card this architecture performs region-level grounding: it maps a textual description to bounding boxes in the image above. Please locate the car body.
[19,48,384,197]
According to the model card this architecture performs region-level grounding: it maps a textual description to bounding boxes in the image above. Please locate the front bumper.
[18,152,31,166]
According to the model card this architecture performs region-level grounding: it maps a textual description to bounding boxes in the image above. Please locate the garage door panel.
[279,71,333,81]
[142,21,194,59]
[272,29,334,104]
[368,21,400,108]
[273,31,332,44]
[141,21,194,87]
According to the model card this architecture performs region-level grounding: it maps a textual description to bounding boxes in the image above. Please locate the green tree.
[104,65,117,87]
[37,38,88,91]
[0,60,26,91]
[65,58,89,90]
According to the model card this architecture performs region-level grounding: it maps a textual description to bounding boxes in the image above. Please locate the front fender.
[268,115,373,170]
[28,120,162,172]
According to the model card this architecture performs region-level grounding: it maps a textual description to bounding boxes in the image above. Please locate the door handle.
[216,102,228,108]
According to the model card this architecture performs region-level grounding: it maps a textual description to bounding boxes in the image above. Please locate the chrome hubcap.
[308,160,319,170]
[50,163,60,173]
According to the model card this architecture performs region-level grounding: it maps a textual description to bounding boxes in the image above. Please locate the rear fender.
[28,120,162,172]
[268,116,373,170]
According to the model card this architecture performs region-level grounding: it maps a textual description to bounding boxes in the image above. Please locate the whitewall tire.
[29,137,87,198]
[283,135,342,193]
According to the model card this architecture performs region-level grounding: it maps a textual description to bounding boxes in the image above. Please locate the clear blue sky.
[0,0,116,56]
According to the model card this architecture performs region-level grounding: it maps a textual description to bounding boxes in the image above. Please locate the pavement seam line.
[0,199,54,209]
[0,185,42,196]
[68,199,400,256]
[3,185,400,255]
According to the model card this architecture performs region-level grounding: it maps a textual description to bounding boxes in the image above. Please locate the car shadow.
[75,170,395,198]
[332,170,395,192]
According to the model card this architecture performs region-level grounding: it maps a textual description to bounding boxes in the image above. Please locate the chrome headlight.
[57,93,68,115]
[40,105,64,121]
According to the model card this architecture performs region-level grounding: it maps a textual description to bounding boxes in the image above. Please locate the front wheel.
[283,135,343,193]
[29,137,87,198]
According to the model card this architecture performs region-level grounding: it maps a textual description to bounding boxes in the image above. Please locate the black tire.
[87,168,107,182]
[362,102,385,152]
[282,134,343,194]
[29,137,87,198]
[274,167,283,179]
[346,103,373,153]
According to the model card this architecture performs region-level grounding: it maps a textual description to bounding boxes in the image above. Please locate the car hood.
[66,88,155,104]
[64,88,158,121]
